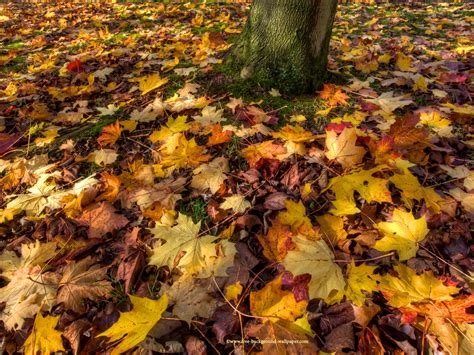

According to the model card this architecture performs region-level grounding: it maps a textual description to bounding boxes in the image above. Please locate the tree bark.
[234,0,338,95]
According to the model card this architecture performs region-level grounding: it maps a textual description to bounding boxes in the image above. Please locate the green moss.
[178,198,209,224]
[1,55,26,73]
[4,40,24,49]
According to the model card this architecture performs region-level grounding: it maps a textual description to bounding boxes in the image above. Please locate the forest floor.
[0,1,473,354]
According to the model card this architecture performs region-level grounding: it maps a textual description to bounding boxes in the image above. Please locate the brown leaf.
[116,228,145,293]
[75,201,128,239]
[63,319,91,355]
[57,257,113,312]
[388,114,428,150]
[245,320,318,355]
[185,336,207,355]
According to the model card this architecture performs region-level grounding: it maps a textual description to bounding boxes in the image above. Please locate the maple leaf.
[449,188,474,214]
[316,214,348,244]
[396,53,415,72]
[282,236,345,300]
[66,59,83,72]
[272,125,316,143]
[88,149,118,166]
[258,219,293,261]
[137,73,169,95]
[225,282,243,302]
[220,195,251,214]
[57,257,113,312]
[207,123,232,146]
[325,127,366,169]
[250,275,308,322]
[158,133,211,173]
[96,172,121,202]
[378,264,460,308]
[242,140,287,167]
[75,202,128,239]
[365,92,413,113]
[149,116,190,143]
[130,97,166,122]
[0,240,56,280]
[390,161,443,214]
[245,320,318,354]
[374,209,429,261]
[344,262,381,306]
[402,295,474,325]
[0,266,58,330]
[388,115,429,151]
[98,294,168,355]
[97,120,121,146]
[320,84,349,106]
[192,105,224,126]
[325,166,392,215]
[160,273,218,324]
[149,213,217,274]
[197,239,236,278]
[23,314,65,355]
[34,128,58,147]
[191,157,229,194]
[277,200,316,237]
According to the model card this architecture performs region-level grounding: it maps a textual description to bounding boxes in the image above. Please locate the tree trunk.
[235,0,338,95]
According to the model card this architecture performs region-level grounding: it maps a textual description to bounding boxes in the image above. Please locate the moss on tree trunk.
[234,0,337,95]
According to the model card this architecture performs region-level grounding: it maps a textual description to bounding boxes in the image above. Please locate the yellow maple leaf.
[282,236,345,300]
[413,75,428,92]
[220,195,251,214]
[149,116,190,143]
[396,53,415,72]
[34,129,58,147]
[98,295,168,355]
[344,262,381,306]
[374,209,429,261]
[325,166,392,215]
[159,134,210,173]
[278,200,317,237]
[161,57,179,72]
[23,314,65,355]
[149,213,217,274]
[378,264,459,308]
[419,111,450,127]
[250,275,308,322]
[325,127,366,169]
[225,282,243,302]
[137,73,169,95]
[191,157,228,194]
[316,214,347,243]
[390,161,443,214]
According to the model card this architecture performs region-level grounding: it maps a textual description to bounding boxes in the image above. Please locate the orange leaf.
[319,84,349,107]
[257,220,294,261]
[97,172,121,202]
[98,120,122,147]
[401,295,474,324]
[207,123,232,146]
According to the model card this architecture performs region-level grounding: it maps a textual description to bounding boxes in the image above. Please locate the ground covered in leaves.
[0,1,473,354]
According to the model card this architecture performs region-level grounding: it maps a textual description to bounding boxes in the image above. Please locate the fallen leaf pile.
[0,1,472,354]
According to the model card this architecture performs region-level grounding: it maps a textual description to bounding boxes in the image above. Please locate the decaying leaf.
[57,257,112,312]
